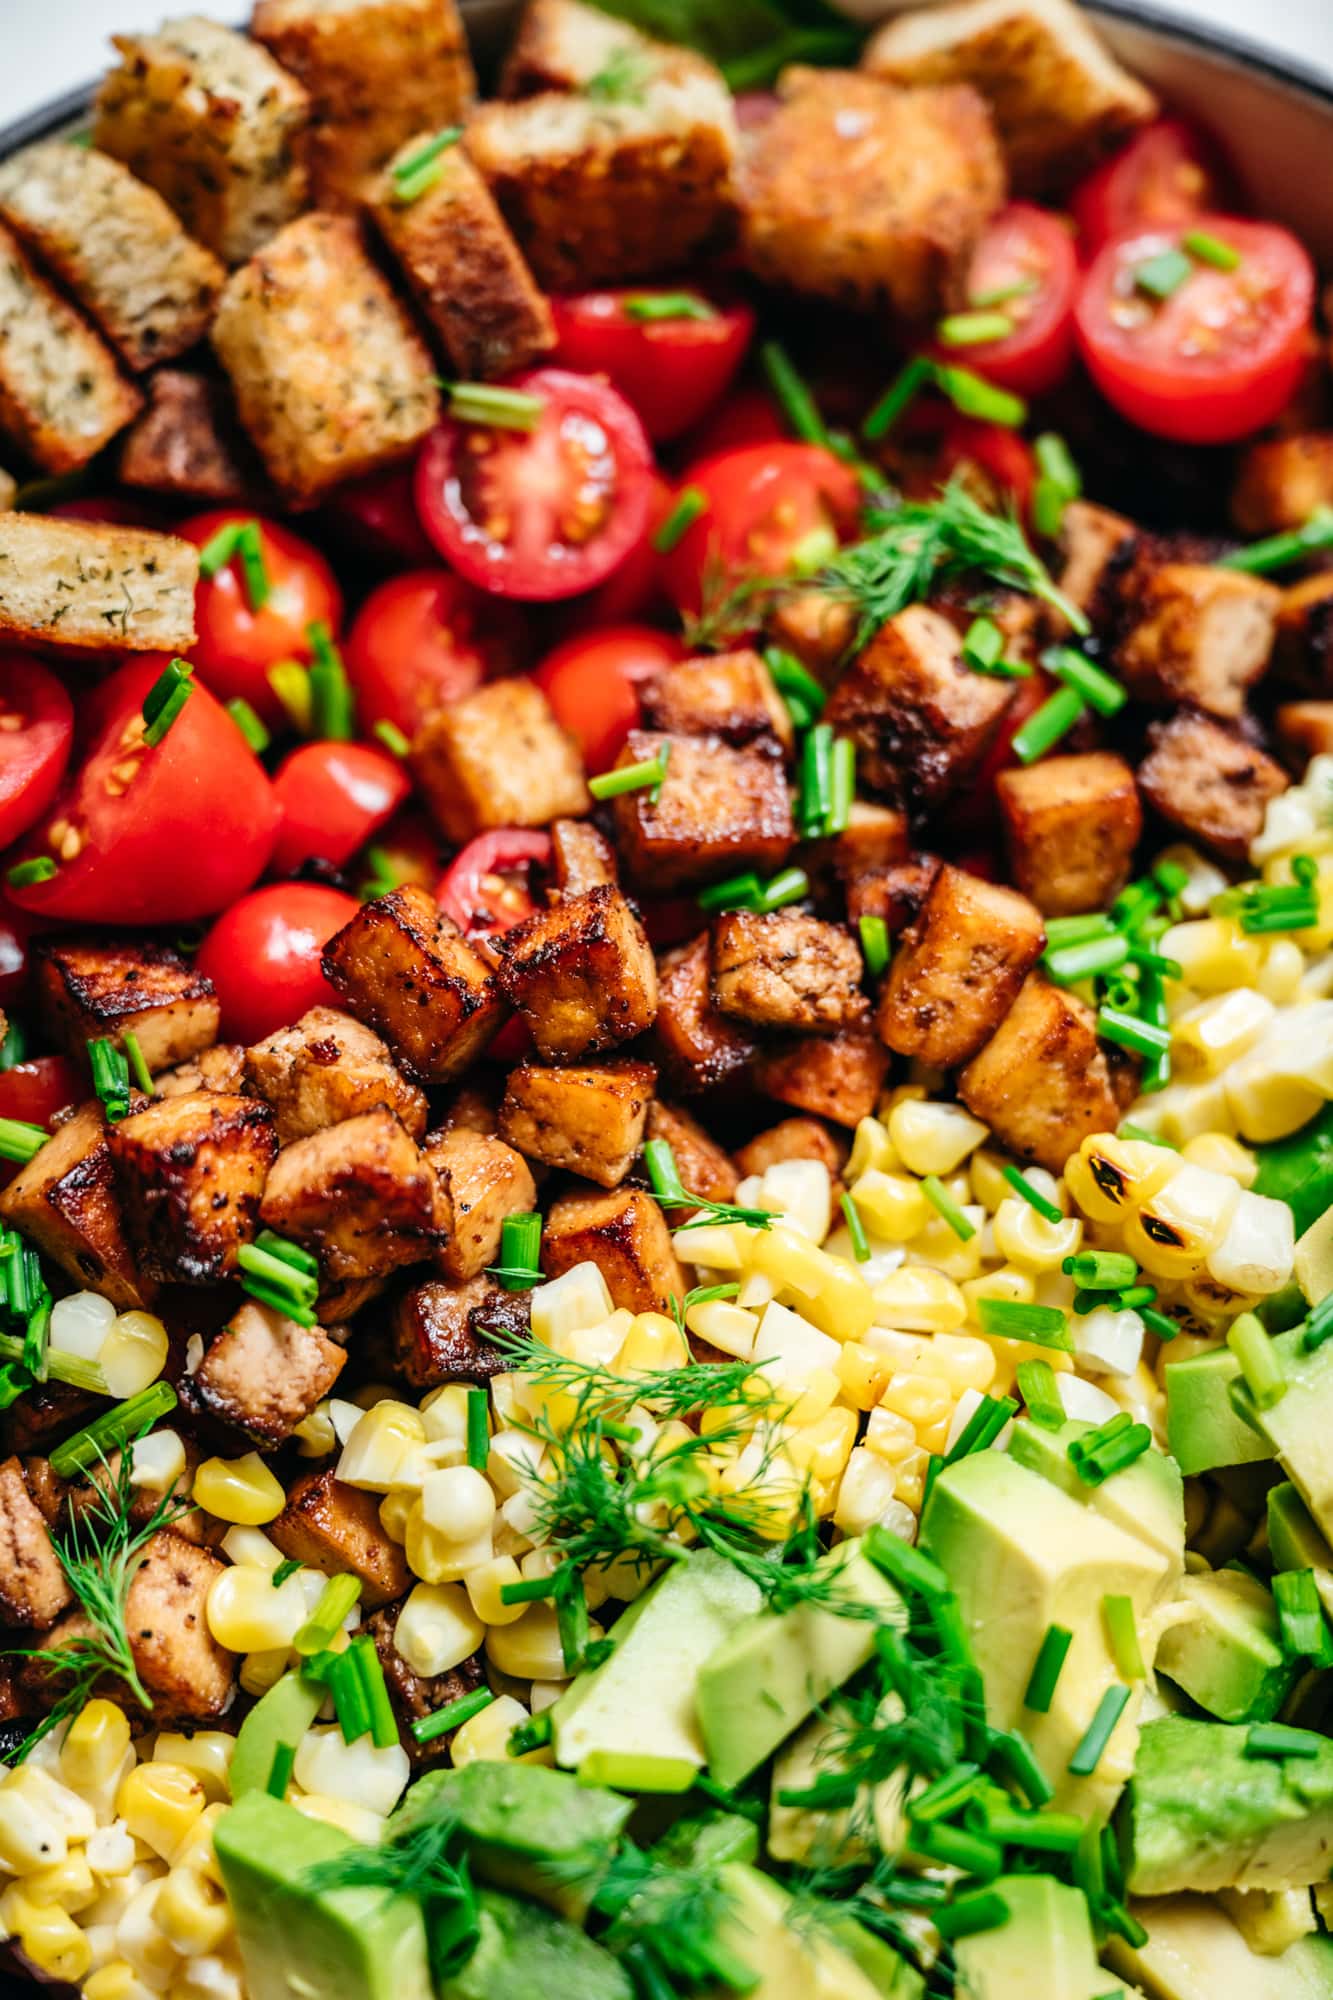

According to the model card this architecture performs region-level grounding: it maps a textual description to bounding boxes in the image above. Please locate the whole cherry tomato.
[659,443,862,619]
[270,742,410,878]
[344,569,527,740]
[534,625,686,774]
[436,831,551,942]
[178,511,342,727]
[196,882,358,1044]
[550,289,755,442]
[0,653,74,850]
[0,1055,82,1188]
[931,204,1078,400]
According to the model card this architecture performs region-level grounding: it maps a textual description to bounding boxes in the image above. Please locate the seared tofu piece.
[434,1081,501,1139]
[369,135,553,380]
[0,514,196,655]
[411,680,588,842]
[269,1468,410,1608]
[996,752,1142,917]
[322,884,505,1085]
[260,1108,442,1285]
[1048,499,1134,632]
[645,1101,738,1209]
[1273,573,1333,693]
[0,1102,149,1309]
[824,605,1015,814]
[1112,561,1279,719]
[0,142,224,372]
[832,801,912,879]
[2,1382,101,1461]
[1232,432,1333,537]
[425,1127,535,1283]
[738,67,1004,319]
[640,650,794,753]
[711,910,867,1034]
[495,886,657,1061]
[245,1005,428,1145]
[846,857,941,935]
[541,1186,684,1314]
[391,1274,508,1390]
[654,933,756,1095]
[155,1042,248,1097]
[766,588,857,682]
[0,1458,71,1630]
[863,0,1155,193]
[958,972,1122,1172]
[56,1440,210,1547]
[753,1028,889,1129]
[109,1091,276,1284]
[734,1117,848,1184]
[876,864,1045,1068]
[610,731,793,893]
[117,368,264,504]
[188,1301,346,1447]
[550,817,617,896]
[211,213,440,505]
[499,1057,656,1189]
[1276,700,1333,763]
[1137,712,1289,861]
[0,223,141,475]
[365,1598,484,1760]
[36,936,219,1074]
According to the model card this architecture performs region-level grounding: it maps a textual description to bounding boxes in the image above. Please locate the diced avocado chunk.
[214,1793,432,2000]
[1267,1483,1333,1621]
[1253,1102,1333,1238]
[438,1888,632,2000]
[695,1540,903,1789]
[1155,1569,1298,1723]
[229,1670,324,1799]
[711,1864,922,1999]
[1166,1343,1277,1474]
[953,1873,1113,2000]
[650,1810,759,1871]
[1008,1416,1185,1568]
[1233,1333,1333,1544]
[1105,1891,1333,1999]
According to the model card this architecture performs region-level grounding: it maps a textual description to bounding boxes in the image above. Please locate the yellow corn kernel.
[61,1699,132,1791]
[921,1333,996,1397]
[669,1223,744,1272]
[1065,1134,1177,1224]
[904,1209,985,1283]
[395,1582,485,1677]
[1206,1188,1296,1297]
[553,1310,631,1372]
[10,1900,91,1983]
[1125,1162,1238,1280]
[487,1373,525,1430]
[617,1312,690,1375]
[450,1694,529,1769]
[871,1265,966,1333]
[419,1465,496,1542]
[782,1406,856,1486]
[686,1299,758,1360]
[890,1445,930,1512]
[968,1148,1018,1215]
[171,1801,226,1887]
[834,1446,899,1535]
[155,1867,231,1957]
[887,1098,987,1177]
[879,1373,953,1452]
[0,1777,69,1873]
[291,1400,336,1457]
[1171,988,1273,1078]
[798,1255,877,1344]
[783,1366,841,1427]
[465,1554,526,1627]
[835,1340,894,1412]
[239,1648,289,1698]
[486,1603,577,1682]
[192,1453,285,1526]
[1226,1016,1331,1143]
[337,1401,427,1490]
[747,1222,830,1297]
[206,1565,308,1653]
[1258,939,1307,1004]
[23,1851,97,1913]
[846,1116,897,1181]
[418,1382,472,1449]
[403,1501,492,1587]
[992,1197,1082,1273]
[1181,1133,1257,1187]
[1160,917,1263,993]
[152,1734,233,1805]
[292,1794,386,1846]
[379,1488,414,1543]
[116,1765,205,1864]
[84,1967,142,2000]
[529,1261,615,1344]
[100,1311,169,1398]
[962,1266,1035,1319]
[863,1405,917,1466]
[847,1171,928,1243]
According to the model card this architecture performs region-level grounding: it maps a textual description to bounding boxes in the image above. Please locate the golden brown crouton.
[425,1127,536,1283]
[958,972,1122,1171]
[245,1005,427,1145]
[36,936,219,1075]
[322,884,505,1085]
[610,731,793,893]
[1048,499,1134,634]
[0,513,197,655]
[0,467,13,512]
[188,1301,346,1447]
[500,0,651,96]
[411,680,589,842]
[996,752,1142,917]
[498,1057,656,1189]
[766,588,857,682]
[155,1043,248,1098]
[495,886,657,1061]
[0,1458,71,1630]
[1231,432,1333,537]
[1111,563,1279,719]
[269,1468,411,1608]
[832,801,912,879]
[1276,701,1333,764]
[711,911,868,1034]
[0,1103,149,1310]
[645,1101,739,1210]
[734,1117,848,1184]
[117,368,265,504]
[1137,712,1289,862]
[550,817,617,897]
[391,1274,510,1390]
[1273,573,1333,694]
[541,1185,685,1314]
[654,933,756,1095]
[753,1028,889,1129]
[876,864,1045,1068]
[210,213,440,505]
[108,1091,276,1284]
[260,1108,442,1285]
[738,67,1004,319]
[640,650,794,753]
[0,224,142,475]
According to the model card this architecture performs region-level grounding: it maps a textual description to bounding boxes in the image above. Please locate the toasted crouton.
[711,911,867,1035]
[0,1103,149,1310]
[654,933,756,1096]
[734,1117,848,1184]
[0,1458,71,1630]
[1111,562,1279,719]
[876,864,1045,1067]
[1231,433,1333,537]
[36,936,219,1075]
[391,1274,509,1390]
[738,67,1004,319]
[1047,498,1134,635]
[550,817,617,897]
[322,884,505,1085]
[210,213,439,504]
[996,752,1142,916]
[766,588,858,682]
[245,1005,427,1144]
[0,467,14,511]
[425,1127,536,1283]
[269,1468,411,1608]
[108,1091,276,1283]
[1276,701,1333,764]
[640,650,794,753]
[610,731,793,893]
[500,0,651,96]
[645,1101,739,1209]
[495,886,657,1061]
[260,1107,442,1284]
[189,1300,346,1447]
[411,680,589,842]
[0,513,196,654]
[959,972,1122,1171]
[541,1185,685,1314]
[1273,573,1333,694]
[155,1043,248,1097]
[499,1057,656,1188]
[832,801,912,879]
[117,368,265,504]
[0,229,141,474]
[0,142,224,372]
[1137,712,1289,861]
[754,1029,889,1130]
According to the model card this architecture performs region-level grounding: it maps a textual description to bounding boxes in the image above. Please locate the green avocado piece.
[954,1873,1121,2000]
[1165,1344,1277,1474]
[214,1793,433,2000]
[1232,1334,1333,1544]
[228,1670,324,1799]
[1155,1569,1299,1723]
[710,1864,922,1999]
[438,1889,632,2000]
[1253,1102,1333,1237]
[1267,1483,1333,1620]
[649,1810,759,1871]
[1105,1891,1333,1999]
[1008,1416,1185,1567]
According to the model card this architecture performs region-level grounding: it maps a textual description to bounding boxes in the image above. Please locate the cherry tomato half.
[0,1056,82,1188]
[932,204,1078,400]
[437,831,550,942]
[677,382,787,465]
[196,882,358,1044]
[178,511,343,727]
[558,474,674,634]
[0,906,34,1008]
[1071,118,1224,257]
[534,625,686,774]
[414,369,653,602]
[550,290,755,443]
[0,654,73,850]
[344,569,528,740]
[1074,215,1315,444]
[660,443,863,619]
[270,742,410,878]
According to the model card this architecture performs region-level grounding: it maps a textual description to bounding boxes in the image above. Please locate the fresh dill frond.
[593,1841,757,1995]
[682,557,789,654]
[306,1809,480,1984]
[489,1327,771,1427]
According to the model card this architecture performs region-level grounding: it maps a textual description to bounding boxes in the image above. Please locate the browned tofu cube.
[0,1103,149,1310]
[245,1005,428,1145]
[958,972,1122,1171]
[391,1274,510,1390]
[411,680,589,842]
[876,864,1045,1067]
[365,1597,484,1761]
[541,1186,685,1314]
[654,933,755,1095]
[846,858,941,936]
[425,1128,536,1283]
[1112,563,1279,719]
[155,1043,248,1098]
[832,801,912,879]
[996,752,1142,917]
[0,1458,71,1630]
[117,368,266,505]
[824,605,1015,814]
[734,1117,848,1184]
[435,1082,501,1139]
[108,1091,275,1284]
[2,1382,101,1462]
[260,1108,443,1284]
[753,1028,889,1129]
[1049,499,1134,632]
[711,910,867,1034]
[1137,712,1289,861]
[640,649,794,753]
[1273,573,1333,693]
[766,588,857,682]
[498,1057,656,1189]
[610,731,793,893]
[322,884,505,1084]
[269,1468,411,1608]
[188,1301,346,1447]
[1232,432,1333,536]
[36,936,219,1075]
[1277,701,1333,764]
[645,1101,738,1210]
[495,886,657,1061]
[550,817,617,896]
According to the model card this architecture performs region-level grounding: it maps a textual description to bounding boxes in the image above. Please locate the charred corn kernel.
[905,1209,985,1283]
[62,1700,132,1791]
[962,1266,1035,1318]
[782,1406,856,1485]
[152,1736,232,1806]
[617,1312,689,1374]
[1179,1272,1257,1331]
[239,1648,289,1698]
[291,1795,386,1846]
[1161,917,1263,993]
[687,1298,758,1360]
[846,1116,897,1180]
[1066,1134,1177,1224]
[465,1555,526,1627]
[450,1694,529,1769]
[879,1374,953,1453]
[835,1340,894,1411]
[292,1730,410,1818]
[1181,1133,1257,1187]
[529,1262,614,1344]
[13,1901,91,1982]
[129,1428,186,1495]
[486,1603,576,1682]
[100,1312,169,1399]
[192,1453,284,1526]
[872,1265,966,1333]
[1172,989,1274,1077]
[1125,1163,1238,1280]
[395,1582,485,1677]
[206,1566,309,1654]
[116,1765,205,1864]
[155,1870,230,1958]
[84,1967,146,2000]
[848,1171,928,1242]
[291,1400,336,1457]
[419,1465,495,1541]
[887,1098,987,1177]
[404,1502,492,1586]
[379,1489,414,1543]
[24,1852,96,1912]
[337,1402,427,1491]
[833,1446,900,1535]
[1206,1189,1295,1297]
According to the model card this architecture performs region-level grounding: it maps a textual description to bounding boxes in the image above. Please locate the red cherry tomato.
[0,908,33,1008]
[559,474,674,633]
[178,511,343,727]
[1074,216,1315,444]
[343,569,527,740]
[550,290,755,443]
[534,625,686,774]
[323,464,435,566]
[51,496,168,530]
[360,809,440,893]
[437,831,550,942]
[6,658,280,926]
[270,742,411,878]
[931,204,1078,399]
[414,369,653,601]
[936,415,1037,517]
[660,443,862,618]
[0,1055,82,1187]
[678,383,787,464]
[1071,118,1224,256]
[0,653,74,849]
[196,882,358,1044]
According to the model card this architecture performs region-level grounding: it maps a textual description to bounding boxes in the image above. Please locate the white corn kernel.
[1206,1190,1296,1297]
[872,1266,967,1333]
[154,1868,230,1957]
[485,1603,577,1682]
[465,1556,526,1627]
[205,1566,309,1653]
[86,1824,138,1881]
[336,1403,426,1491]
[394,1582,485,1677]
[756,1159,831,1242]
[404,1503,494,1585]
[1180,1133,1257,1187]
[152,1736,232,1805]
[101,1313,169,1399]
[218,1526,281,1573]
[291,1401,336,1458]
[129,1430,186,1495]
[529,1263,614,1345]
[450,1695,528,1769]
[887,1098,987,1177]
[48,1290,116,1363]
[1056,1374,1120,1427]
[992,1198,1081,1273]
[846,1116,896,1180]
[418,1385,471,1450]
[833,1447,899,1535]
[418,1466,495,1542]
[847,1171,928,1243]
[686,1299,758,1360]
[292,1730,410,1818]
[1160,918,1263,994]
[487,1430,547,1501]
[1172,989,1274,1077]
[1259,940,1307,1004]
[291,1794,386,1845]
[1073,1306,1145,1378]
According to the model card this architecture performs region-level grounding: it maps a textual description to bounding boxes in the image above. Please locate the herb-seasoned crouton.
[832,801,912,879]
[550,817,616,897]
[269,1468,411,1608]
[541,1186,685,1314]
[876,865,1045,1067]
[500,0,650,96]
[188,1300,346,1446]
[1276,701,1333,764]
[0,142,224,372]
[738,67,1004,319]
[370,135,553,380]
[1111,562,1279,719]
[425,1127,535,1283]
[996,752,1142,916]
[0,1458,71,1630]
[711,911,867,1035]
[495,886,657,1061]
[654,933,756,1095]
[734,1117,848,1184]
[365,1598,485,1761]
[824,605,1015,815]
[245,1005,427,1144]
[845,858,941,935]
[36,936,219,1075]
[0,514,196,654]
[1273,573,1333,693]
[610,731,793,893]
[958,972,1122,1171]
[766,588,857,682]
[391,1274,508,1389]
[155,1043,248,1097]
[645,1101,738,1209]
[117,368,265,504]
[1137,711,1289,861]
[0,1103,149,1310]
[863,0,1155,193]
[753,1028,889,1129]
[0,467,13,511]
[640,650,794,753]
[0,224,141,475]
[499,1057,656,1189]
[1048,499,1134,633]
[260,1107,442,1284]
[412,680,589,842]
[1231,432,1333,537]
[210,213,440,504]
[108,1091,276,1284]
[322,884,505,1085]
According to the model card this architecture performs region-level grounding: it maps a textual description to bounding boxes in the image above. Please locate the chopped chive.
[936,309,1015,347]
[1117,1121,1177,1149]
[934,361,1027,427]
[862,355,935,441]
[1220,505,1333,574]
[508,1709,553,1755]
[1126,947,1182,979]
[827,737,855,836]
[0,1021,26,1073]
[651,486,707,555]
[858,913,890,978]
[448,382,546,431]
[1183,227,1240,271]
[1103,1595,1145,1679]
[905,1761,981,1824]
[373,719,411,758]
[983,1807,1083,1853]
[1024,1624,1073,1712]
[755,866,809,913]
[1096,1006,1170,1057]
[486,1211,543,1292]
[760,338,832,449]
[197,520,242,577]
[762,646,825,725]
[1002,1165,1063,1225]
[294,1573,363,1656]
[1011,685,1086,764]
[912,1819,1002,1879]
[1063,1250,1138,1291]
[1303,1294,1333,1353]
[306,622,354,741]
[351,1633,399,1749]
[6,856,57,888]
[328,1652,371,1744]
[697,871,763,914]
[1069,1415,1152,1486]
[1016,1359,1066,1432]
[414,1685,494,1745]
[1045,933,1129,985]
[1044,912,1116,949]
[50,1382,178,1478]
[975,1299,1072,1352]
[1274,1569,1333,1663]
[498,1573,560,1607]
[921,1174,975,1241]
[1228,1310,1286,1411]
[798,722,833,837]
[946,1393,1017,1464]
[237,1233,319,1327]
[268,660,313,733]
[1031,432,1081,539]
[142,659,194,746]
[589,743,671,802]
[266,1742,296,1798]
[971,276,1039,310]
[839,1191,871,1263]
[390,126,462,201]
[934,1891,1009,1940]
[1041,643,1126,718]
[226,697,270,755]
[1068,1684,1131,1775]
[988,1731,1053,1811]
[962,615,1003,671]
[1245,1722,1321,1760]
[466,1387,489,1472]
[864,1522,950,1599]
[90,1038,131,1122]
[234,520,269,612]
[272,1557,302,1588]
[622,291,715,322]
[1112,1285,1157,1314]
[1134,247,1193,299]
[0,1117,48,1162]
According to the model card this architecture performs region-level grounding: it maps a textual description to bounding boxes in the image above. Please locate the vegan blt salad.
[0,0,1330,1995]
